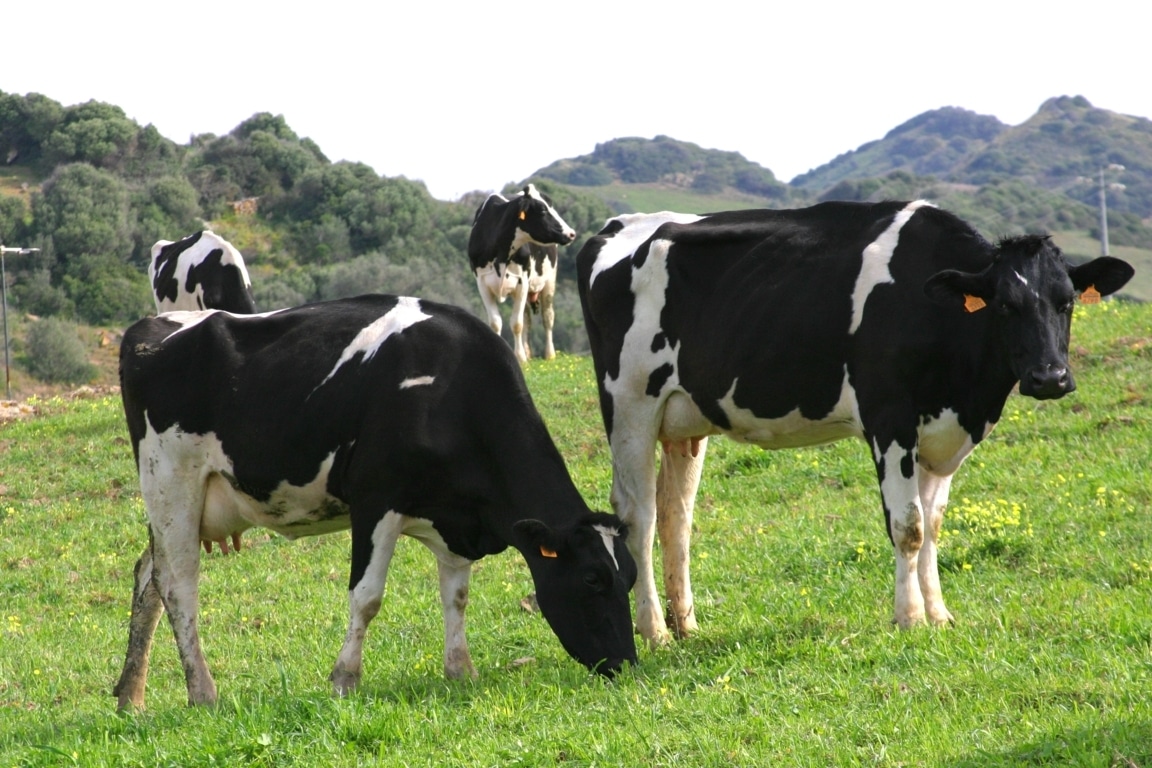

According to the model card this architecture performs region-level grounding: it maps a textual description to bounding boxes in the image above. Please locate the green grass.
[2,301,1151,766]
[577,182,773,215]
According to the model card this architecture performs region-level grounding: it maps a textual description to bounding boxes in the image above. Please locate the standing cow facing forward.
[577,200,1133,646]
[114,295,636,710]
[149,230,257,315]
[469,184,575,362]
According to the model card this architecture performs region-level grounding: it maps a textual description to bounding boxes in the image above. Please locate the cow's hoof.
[329,668,360,697]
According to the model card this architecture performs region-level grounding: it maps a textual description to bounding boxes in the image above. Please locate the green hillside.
[0,89,1149,395]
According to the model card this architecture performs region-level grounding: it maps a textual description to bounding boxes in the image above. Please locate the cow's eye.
[582,570,607,591]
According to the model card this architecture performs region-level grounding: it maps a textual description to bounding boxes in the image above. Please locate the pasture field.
[1,300,1150,766]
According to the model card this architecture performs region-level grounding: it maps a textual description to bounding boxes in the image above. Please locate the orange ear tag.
[1080,285,1101,305]
[519,210,527,221]
[963,294,987,313]
[540,545,558,558]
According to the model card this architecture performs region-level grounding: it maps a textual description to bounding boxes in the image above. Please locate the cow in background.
[149,231,257,315]
[468,185,575,362]
[578,200,1133,646]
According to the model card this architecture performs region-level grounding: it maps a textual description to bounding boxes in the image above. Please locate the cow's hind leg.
[436,554,478,679]
[113,543,165,711]
[331,510,404,696]
[657,437,708,638]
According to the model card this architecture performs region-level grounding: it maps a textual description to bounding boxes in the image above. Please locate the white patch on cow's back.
[158,307,289,342]
[593,524,621,570]
[588,211,704,289]
[715,368,863,448]
[400,376,435,389]
[317,297,432,388]
[849,200,934,334]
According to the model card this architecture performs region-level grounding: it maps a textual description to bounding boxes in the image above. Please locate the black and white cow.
[149,230,257,315]
[113,294,636,710]
[577,201,1133,646]
[468,184,575,362]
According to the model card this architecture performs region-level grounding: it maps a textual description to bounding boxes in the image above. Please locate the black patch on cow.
[900,451,914,479]
[152,231,205,304]
[651,332,667,353]
[693,393,732,431]
[646,364,673,397]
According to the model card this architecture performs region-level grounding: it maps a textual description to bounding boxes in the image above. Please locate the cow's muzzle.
[1022,365,1074,399]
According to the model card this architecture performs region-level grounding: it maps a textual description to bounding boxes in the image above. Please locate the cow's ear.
[1068,256,1135,298]
[924,269,992,312]
[513,519,563,558]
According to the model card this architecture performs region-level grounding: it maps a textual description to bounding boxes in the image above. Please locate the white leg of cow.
[540,283,556,360]
[150,508,216,706]
[330,512,404,696]
[874,441,927,628]
[436,555,478,679]
[113,543,165,711]
[610,431,667,646]
[475,274,504,337]
[656,437,708,638]
[917,470,955,625]
[509,283,530,363]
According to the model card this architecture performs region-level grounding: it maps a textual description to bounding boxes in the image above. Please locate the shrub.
[22,318,95,384]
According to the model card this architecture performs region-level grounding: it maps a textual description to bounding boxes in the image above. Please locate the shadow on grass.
[947,720,1152,767]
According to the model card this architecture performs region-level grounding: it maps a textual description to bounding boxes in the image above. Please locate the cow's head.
[514,512,637,676]
[924,235,1134,399]
[513,184,577,249]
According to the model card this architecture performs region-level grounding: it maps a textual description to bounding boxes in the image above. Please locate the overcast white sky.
[6,1,1148,201]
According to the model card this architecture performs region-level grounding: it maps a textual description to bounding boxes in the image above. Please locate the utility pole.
[0,244,40,400]
[1094,164,1126,257]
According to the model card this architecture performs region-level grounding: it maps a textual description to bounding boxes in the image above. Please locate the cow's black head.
[514,185,577,248]
[514,512,637,676]
[924,235,1134,399]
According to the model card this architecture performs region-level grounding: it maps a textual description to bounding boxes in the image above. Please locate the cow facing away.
[149,230,257,315]
[577,200,1134,646]
[113,295,637,710]
[468,184,575,362]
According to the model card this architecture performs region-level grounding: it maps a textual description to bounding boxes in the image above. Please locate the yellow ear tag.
[963,294,987,313]
[519,210,527,221]
[540,545,558,558]
[1080,285,1101,305]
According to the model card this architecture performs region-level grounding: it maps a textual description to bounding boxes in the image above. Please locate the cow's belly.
[716,375,862,449]
[201,452,352,541]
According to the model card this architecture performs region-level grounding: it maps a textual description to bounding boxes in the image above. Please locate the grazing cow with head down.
[469,184,575,362]
[577,200,1133,646]
[113,294,637,710]
[149,230,257,315]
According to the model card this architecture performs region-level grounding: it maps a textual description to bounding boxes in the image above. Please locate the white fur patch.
[593,524,621,570]
[715,368,863,448]
[158,307,288,342]
[849,200,934,334]
[400,376,435,389]
[588,211,704,289]
[317,297,431,388]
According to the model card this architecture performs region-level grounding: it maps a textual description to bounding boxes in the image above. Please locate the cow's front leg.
[509,282,530,363]
[918,470,956,625]
[436,554,478,679]
[610,433,667,646]
[873,438,927,628]
[656,437,708,638]
[475,273,504,336]
[331,511,403,696]
[540,286,556,360]
[113,543,165,711]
